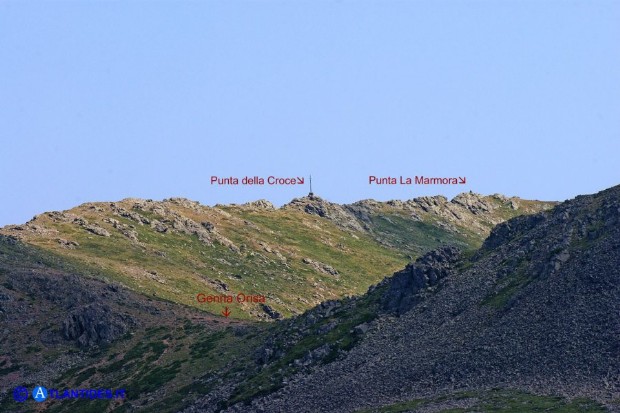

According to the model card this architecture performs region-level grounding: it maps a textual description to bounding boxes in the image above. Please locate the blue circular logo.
[32,386,48,402]
[13,386,28,402]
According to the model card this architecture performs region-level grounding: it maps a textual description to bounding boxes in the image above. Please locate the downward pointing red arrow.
[221,306,231,318]
[459,177,466,184]
[298,177,305,184]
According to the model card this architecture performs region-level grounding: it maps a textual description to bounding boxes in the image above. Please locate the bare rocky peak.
[282,195,366,232]
[241,199,276,210]
[162,197,206,212]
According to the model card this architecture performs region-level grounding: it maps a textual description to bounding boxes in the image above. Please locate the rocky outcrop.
[62,304,133,348]
[162,197,206,212]
[261,304,282,320]
[242,200,275,210]
[107,217,142,242]
[302,258,339,276]
[54,214,112,237]
[83,224,110,237]
[57,238,79,249]
[283,196,366,232]
[382,246,461,315]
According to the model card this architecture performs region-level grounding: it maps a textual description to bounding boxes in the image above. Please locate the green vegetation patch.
[369,213,475,257]
[481,258,533,309]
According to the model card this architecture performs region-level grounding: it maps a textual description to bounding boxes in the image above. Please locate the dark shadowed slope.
[215,185,619,412]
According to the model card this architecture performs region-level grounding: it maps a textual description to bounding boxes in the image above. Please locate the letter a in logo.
[32,386,48,402]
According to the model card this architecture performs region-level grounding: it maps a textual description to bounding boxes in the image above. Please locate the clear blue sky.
[1,1,619,226]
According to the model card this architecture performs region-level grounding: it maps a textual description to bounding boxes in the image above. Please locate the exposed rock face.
[302,257,339,276]
[57,238,79,249]
[218,185,620,412]
[110,204,152,225]
[83,224,110,237]
[242,200,275,210]
[162,197,205,212]
[382,246,461,315]
[261,304,282,320]
[283,196,366,232]
[451,192,495,215]
[151,221,168,233]
[62,304,133,348]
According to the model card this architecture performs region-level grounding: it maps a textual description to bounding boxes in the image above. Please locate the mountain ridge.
[0,192,555,320]
[0,186,616,412]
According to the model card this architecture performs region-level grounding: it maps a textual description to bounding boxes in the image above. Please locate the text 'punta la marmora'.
[369,176,467,185]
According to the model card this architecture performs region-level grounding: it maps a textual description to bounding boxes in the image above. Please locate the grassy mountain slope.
[0,194,554,321]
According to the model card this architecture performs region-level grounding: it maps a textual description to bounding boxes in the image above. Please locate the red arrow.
[459,177,466,184]
[298,177,305,184]
[221,306,231,318]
